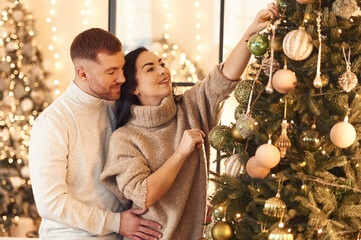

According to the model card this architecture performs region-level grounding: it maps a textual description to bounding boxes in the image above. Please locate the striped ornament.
[282,26,313,61]
[224,154,243,177]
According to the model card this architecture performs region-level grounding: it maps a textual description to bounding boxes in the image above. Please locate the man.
[29,28,162,240]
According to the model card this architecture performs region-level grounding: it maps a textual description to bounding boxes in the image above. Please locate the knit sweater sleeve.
[29,112,120,235]
[101,129,149,209]
[182,64,239,131]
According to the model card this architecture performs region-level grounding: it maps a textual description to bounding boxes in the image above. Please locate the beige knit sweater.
[100,65,238,240]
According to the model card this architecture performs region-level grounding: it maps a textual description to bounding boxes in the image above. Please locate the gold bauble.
[211,221,235,240]
[330,120,356,148]
[263,194,287,218]
[283,27,313,61]
[231,125,247,143]
[268,227,294,240]
[245,62,261,80]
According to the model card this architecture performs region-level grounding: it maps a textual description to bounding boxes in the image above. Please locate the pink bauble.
[296,0,313,4]
[330,121,356,148]
[255,143,281,168]
[272,69,297,94]
[246,156,270,179]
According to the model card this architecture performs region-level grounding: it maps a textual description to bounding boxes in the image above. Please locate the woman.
[101,4,279,240]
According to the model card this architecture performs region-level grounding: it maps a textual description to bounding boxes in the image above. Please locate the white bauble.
[272,69,297,94]
[330,121,356,148]
[246,156,270,179]
[283,27,313,61]
[255,143,281,168]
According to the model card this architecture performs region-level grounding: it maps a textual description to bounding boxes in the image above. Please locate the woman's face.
[133,51,172,106]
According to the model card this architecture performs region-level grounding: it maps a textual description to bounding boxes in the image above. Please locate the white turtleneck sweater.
[29,81,122,240]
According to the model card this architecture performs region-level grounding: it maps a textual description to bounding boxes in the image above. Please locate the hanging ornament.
[235,114,259,139]
[283,26,313,61]
[313,11,323,88]
[332,0,361,19]
[297,0,313,3]
[275,119,291,158]
[224,154,244,177]
[268,227,294,240]
[248,33,269,56]
[299,124,322,152]
[209,125,234,152]
[330,116,356,148]
[245,62,262,80]
[264,193,286,218]
[338,45,358,92]
[246,156,270,179]
[272,66,297,94]
[231,125,247,143]
[264,19,281,94]
[262,57,280,76]
[211,221,235,240]
[255,140,281,169]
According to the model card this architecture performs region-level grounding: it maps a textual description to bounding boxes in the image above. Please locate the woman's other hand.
[176,129,205,159]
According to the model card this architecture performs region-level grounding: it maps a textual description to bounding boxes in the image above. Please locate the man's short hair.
[70,28,122,62]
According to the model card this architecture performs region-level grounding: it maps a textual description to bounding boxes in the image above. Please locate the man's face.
[85,51,125,101]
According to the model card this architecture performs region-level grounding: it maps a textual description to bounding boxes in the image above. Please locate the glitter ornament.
[332,0,361,19]
[211,221,234,240]
[263,193,287,218]
[246,156,270,179]
[224,154,244,177]
[255,141,281,168]
[235,114,259,139]
[209,125,234,152]
[338,46,358,92]
[283,27,313,61]
[275,120,291,158]
[234,80,253,107]
[248,33,269,56]
[330,117,356,148]
[268,227,294,240]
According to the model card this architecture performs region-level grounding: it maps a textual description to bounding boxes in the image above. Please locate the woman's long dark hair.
[115,47,148,129]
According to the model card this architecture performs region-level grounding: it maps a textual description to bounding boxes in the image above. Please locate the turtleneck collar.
[129,94,177,128]
[68,81,105,109]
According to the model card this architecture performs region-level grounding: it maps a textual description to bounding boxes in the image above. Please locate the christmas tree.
[0,0,51,234]
[207,0,361,239]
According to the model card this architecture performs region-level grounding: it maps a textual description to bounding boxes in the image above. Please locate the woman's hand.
[246,3,280,36]
[176,129,205,159]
